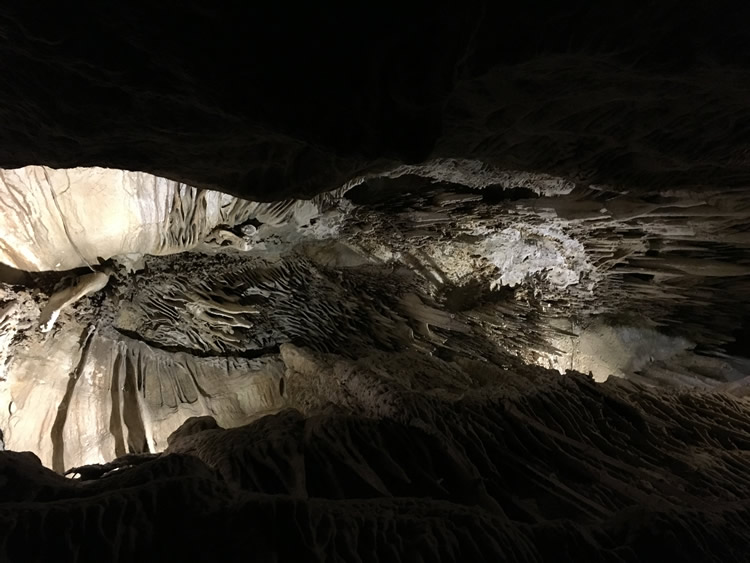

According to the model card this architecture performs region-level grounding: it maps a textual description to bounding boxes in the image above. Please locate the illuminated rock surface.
[0,3,750,561]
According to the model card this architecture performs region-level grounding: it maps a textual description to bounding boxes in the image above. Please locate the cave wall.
[1,4,750,561]
[4,347,750,561]
[2,168,749,472]
[0,326,285,472]
[1,3,750,200]
[0,165,339,271]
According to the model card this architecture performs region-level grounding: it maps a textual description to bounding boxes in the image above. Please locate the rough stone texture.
[0,3,749,200]
[1,4,750,561]
[2,170,749,474]
[4,350,750,562]
[0,165,338,271]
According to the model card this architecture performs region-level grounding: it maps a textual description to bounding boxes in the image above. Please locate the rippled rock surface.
[1,3,750,561]
[4,349,750,561]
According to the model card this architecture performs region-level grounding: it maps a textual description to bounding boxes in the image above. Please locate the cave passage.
[1,4,750,562]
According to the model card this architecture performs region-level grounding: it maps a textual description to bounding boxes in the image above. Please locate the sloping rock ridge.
[3,350,750,561]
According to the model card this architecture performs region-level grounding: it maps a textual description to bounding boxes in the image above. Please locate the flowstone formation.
[0,179,749,563]
[1,4,750,561]
[4,346,750,561]
[0,165,749,475]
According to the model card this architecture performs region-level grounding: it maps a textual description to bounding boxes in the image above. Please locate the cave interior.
[1,3,750,561]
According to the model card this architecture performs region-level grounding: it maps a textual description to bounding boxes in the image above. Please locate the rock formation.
[0,3,749,561]
[5,349,750,561]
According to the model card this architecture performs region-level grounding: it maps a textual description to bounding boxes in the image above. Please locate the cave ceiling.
[0,3,750,561]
